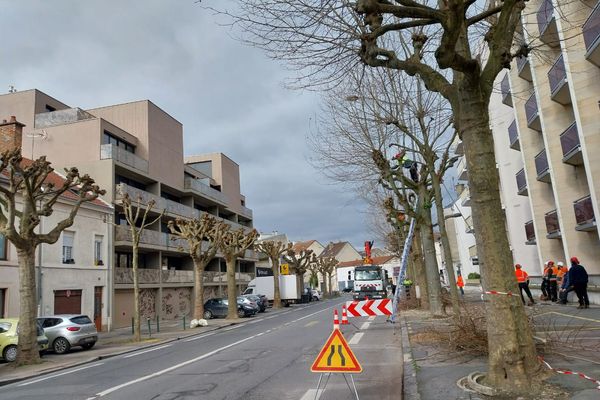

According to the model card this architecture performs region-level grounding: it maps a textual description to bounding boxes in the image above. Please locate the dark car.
[203,298,256,319]
[241,294,267,312]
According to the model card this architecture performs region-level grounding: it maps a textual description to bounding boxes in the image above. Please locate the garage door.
[54,290,82,314]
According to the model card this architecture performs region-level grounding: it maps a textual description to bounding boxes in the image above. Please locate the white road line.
[123,344,172,358]
[348,332,364,345]
[368,316,376,321]
[360,322,370,330]
[18,363,104,386]
[183,331,218,342]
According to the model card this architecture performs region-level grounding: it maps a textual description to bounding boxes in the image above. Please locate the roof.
[320,242,348,258]
[292,240,317,252]
[337,256,396,268]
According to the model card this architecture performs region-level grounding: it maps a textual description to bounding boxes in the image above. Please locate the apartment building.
[0,89,256,328]
[493,0,600,289]
[0,117,113,330]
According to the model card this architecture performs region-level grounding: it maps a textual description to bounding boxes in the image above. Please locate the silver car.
[37,315,98,354]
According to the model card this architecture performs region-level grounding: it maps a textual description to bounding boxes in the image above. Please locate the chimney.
[0,115,25,152]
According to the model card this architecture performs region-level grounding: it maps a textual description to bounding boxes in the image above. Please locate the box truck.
[243,275,299,306]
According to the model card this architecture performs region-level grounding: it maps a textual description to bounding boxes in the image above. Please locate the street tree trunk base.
[459,369,561,398]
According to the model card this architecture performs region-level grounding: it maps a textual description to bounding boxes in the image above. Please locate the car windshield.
[0,322,11,333]
[70,316,93,325]
[355,270,382,281]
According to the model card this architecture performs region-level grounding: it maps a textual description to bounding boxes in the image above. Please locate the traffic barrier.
[333,309,340,330]
[341,304,349,325]
[538,356,600,390]
[346,299,392,317]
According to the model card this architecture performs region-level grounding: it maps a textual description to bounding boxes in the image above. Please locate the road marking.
[534,311,600,323]
[18,363,104,386]
[183,331,218,342]
[304,320,319,328]
[223,324,243,331]
[360,322,370,330]
[300,389,324,400]
[368,316,376,321]
[123,344,172,358]
[348,332,364,345]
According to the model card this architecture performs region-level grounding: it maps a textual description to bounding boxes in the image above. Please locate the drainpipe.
[106,212,113,332]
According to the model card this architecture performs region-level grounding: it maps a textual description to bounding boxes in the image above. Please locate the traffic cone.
[341,304,349,325]
[333,309,340,330]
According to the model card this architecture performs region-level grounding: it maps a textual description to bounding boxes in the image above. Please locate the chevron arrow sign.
[345,299,392,317]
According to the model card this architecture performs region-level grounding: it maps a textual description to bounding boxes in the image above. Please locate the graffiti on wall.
[162,287,192,320]
[140,289,157,318]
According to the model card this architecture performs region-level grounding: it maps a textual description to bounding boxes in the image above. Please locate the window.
[0,234,7,260]
[0,289,5,318]
[116,252,146,269]
[62,231,75,264]
[94,235,103,266]
[102,130,135,154]
[115,175,146,190]
[45,104,56,112]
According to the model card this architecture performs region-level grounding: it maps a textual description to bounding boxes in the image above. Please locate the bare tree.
[221,0,540,392]
[0,149,104,365]
[119,191,164,342]
[316,256,338,297]
[168,214,228,320]
[220,227,259,319]
[284,248,315,297]
[255,240,292,308]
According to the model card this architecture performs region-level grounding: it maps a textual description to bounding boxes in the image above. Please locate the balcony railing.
[202,271,255,284]
[535,149,551,182]
[114,267,160,284]
[537,0,559,47]
[501,74,512,106]
[101,144,149,174]
[115,183,162,209]
[161,269,194,284]
[525,220,536,244]
[114,225,189,252]
[461,187,471,207]
[516,55,532,82]
[508,120,520,150]
[239,205,253,220]
[544,209,561,238]
[453,140,464,156]
[583,1,600,66]
[465,215,474,233]
[574,195,596,231]
[548,54,571,105]
[184,176,229,206]
[525,93,541,131]
[34,107,94,128]
[560,122,583,165]
[457,157,468,181]
[516,169,528,196]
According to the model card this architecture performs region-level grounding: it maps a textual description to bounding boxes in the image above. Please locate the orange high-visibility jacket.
[515,269,529,283]
[457,276,464,287]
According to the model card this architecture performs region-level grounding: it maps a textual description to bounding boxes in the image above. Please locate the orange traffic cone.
[333,309,340,330]
[342,304,349,325]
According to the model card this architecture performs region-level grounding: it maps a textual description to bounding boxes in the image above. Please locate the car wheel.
[313,296,319,301]
[3,345,17,362]
[237,308,245,318]
[203,310,213,319]
[53,337,71,354]
[81,342,96,350]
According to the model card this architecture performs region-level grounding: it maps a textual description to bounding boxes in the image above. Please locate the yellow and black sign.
[311,329,362,373]
[280,263,289,275]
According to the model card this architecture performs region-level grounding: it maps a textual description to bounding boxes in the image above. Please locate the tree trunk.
[192,257,206,320]
[16,247,40,366]
[411,226,428,310]
[225,256,239,319]
[460,89,539,392]
[272,256,282,309]
[432,173,461,318]
[327,273,332,297]
[295,270,304,298]
[321,273,328,296]
[132,240,141,342]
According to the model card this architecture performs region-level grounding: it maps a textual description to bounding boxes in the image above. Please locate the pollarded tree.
[220,227,259,319]
[316,256,338,297]
[0,148,104,365]
[119,191,164,342]
[284,248,315,298]
[225,1,540,393]
[168,214,229,320]
[255,240,292,308]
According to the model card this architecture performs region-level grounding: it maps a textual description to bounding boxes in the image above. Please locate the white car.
[311,289,321,301]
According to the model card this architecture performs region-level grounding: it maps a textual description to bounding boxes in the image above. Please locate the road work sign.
[346,299,392,317]
[311,329,362,373]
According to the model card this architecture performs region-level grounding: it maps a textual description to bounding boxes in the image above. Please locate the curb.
[0,303,320,387]
[401,317,420,400]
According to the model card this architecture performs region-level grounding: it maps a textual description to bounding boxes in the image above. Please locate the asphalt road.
[1,297,403,400]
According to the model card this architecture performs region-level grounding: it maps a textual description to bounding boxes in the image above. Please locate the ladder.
[389,215,417,323]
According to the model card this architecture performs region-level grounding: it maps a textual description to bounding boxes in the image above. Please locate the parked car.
[0,318,49,362]
[203,298,256,319]
[241,294,268,312]
[37,315,98,354]
[237,296,260,313]
[311,289,322,301]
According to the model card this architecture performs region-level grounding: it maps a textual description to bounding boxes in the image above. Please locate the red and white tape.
[482,290,514,297]
[538,356,600,390]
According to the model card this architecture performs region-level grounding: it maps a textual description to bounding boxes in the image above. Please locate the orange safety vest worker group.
[515,264,535,305]
[456,275,465,296]
[547,261,559,302]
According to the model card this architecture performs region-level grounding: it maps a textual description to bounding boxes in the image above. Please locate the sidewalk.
[0,306,298,386]
[400,287,600,399]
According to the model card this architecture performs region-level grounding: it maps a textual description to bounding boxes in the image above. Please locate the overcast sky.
[0,1,376,249]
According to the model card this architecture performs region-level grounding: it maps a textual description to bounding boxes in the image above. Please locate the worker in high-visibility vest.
[547,260,559,302]
[515,264,535,306]
[456,274,465,296]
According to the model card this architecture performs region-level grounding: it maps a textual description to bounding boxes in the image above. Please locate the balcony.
[535,149,551,183]
[560,122,583,165]
[114,225,189,252]
[525,220,536,245]
[457,157,468,181]
[161,269,194,284]
[508,120,520,150]
[574,195,596,232]
[583,1,600,67]
[501,74,512,106]
[461,187,471,207]
[101,144,149,174]
[34,107,94,128]
[202,271,255,284]
[517,55,532,82]
[465,215,474,234]
[239,205,253,220]
[525,94,541,131]
[544,209,561,239]
[548,54,571,105]
[537,0,559,47]
[184,176,229,206]
[114,267,160,284]
[516,169,528,196]
[115,183,162,210]
[453,140,464,156]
